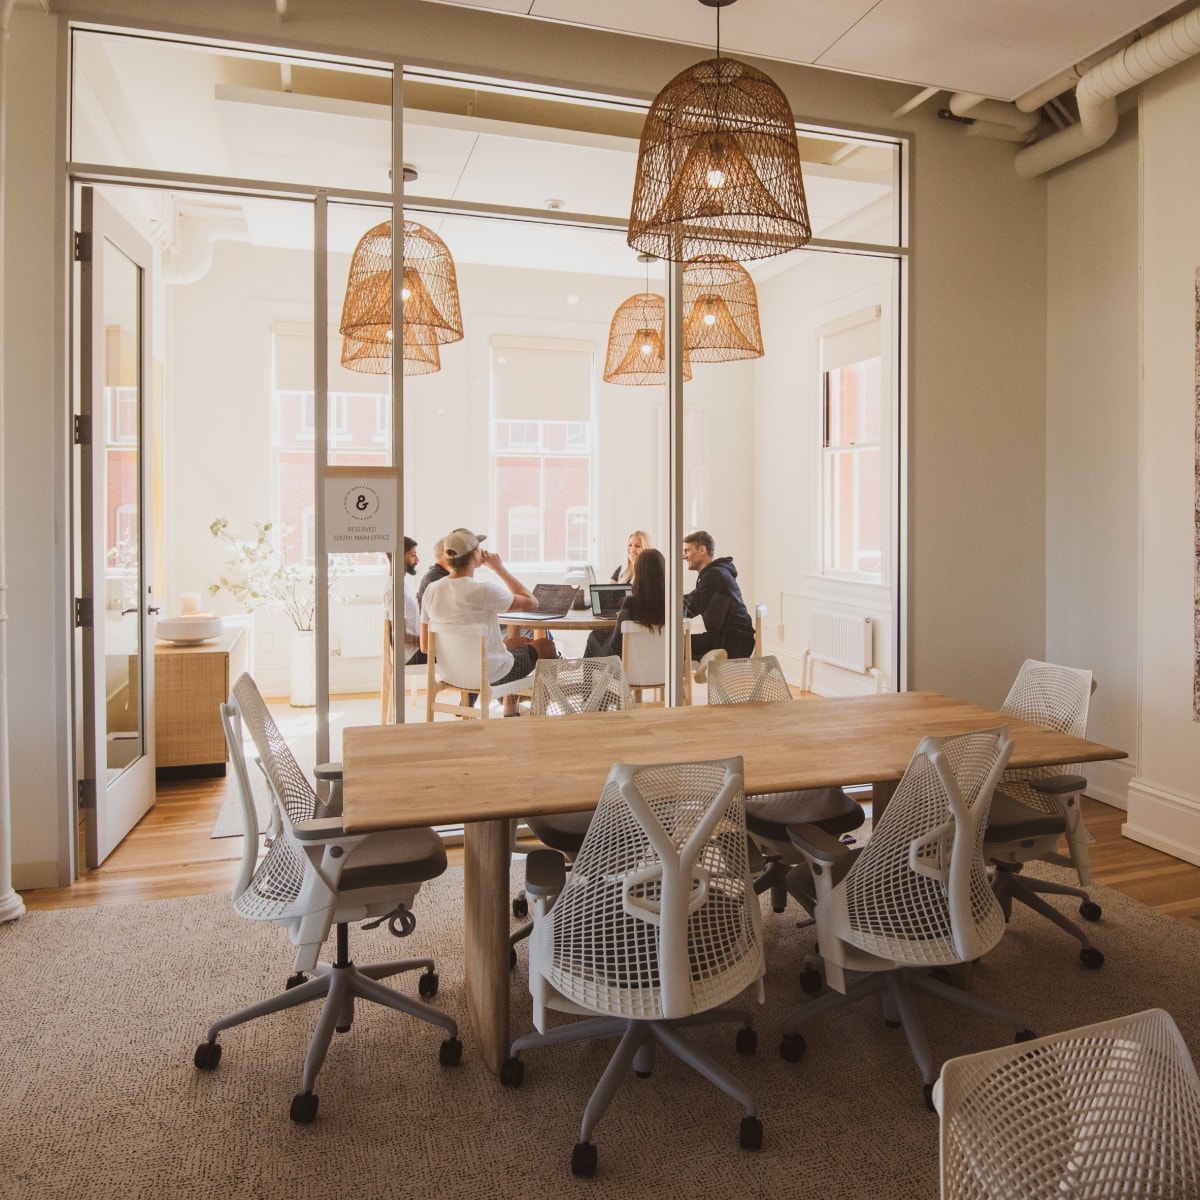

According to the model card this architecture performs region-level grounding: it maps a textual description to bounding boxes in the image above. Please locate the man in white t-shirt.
[419,527,556,715]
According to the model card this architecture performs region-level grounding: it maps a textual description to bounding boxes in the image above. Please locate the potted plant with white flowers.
[209,518,350,706]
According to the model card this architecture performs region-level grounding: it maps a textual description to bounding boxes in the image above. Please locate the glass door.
[78,187,158,867]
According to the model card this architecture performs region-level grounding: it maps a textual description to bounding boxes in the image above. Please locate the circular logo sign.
[344,485,380,522]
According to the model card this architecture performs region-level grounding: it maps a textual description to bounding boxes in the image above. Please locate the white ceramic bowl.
[155,614,224,645]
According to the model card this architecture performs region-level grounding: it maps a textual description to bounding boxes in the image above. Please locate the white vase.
[290,628,316,707]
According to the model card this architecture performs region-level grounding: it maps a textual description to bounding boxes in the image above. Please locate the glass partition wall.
[68,23,907,866]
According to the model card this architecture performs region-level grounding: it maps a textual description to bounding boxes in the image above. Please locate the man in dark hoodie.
[682,530,756,676]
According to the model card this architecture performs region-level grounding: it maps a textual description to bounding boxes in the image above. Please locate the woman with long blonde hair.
[611,530,651,584]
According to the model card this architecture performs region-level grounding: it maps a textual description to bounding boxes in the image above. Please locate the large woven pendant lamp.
[627,0,811,263]
[603,291,693,386]
[339,218,462,375]
[683,253,763,361]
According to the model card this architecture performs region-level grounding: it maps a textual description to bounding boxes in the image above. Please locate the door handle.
[121,607,138,615]
[148,605,161,615]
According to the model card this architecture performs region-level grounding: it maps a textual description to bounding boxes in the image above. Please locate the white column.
[0,0,27,923]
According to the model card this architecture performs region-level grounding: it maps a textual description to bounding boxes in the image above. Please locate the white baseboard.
[1124,776,1200,867]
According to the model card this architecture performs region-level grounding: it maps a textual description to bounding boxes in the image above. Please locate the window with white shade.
[490,337,594,568]
[820,307,883,581]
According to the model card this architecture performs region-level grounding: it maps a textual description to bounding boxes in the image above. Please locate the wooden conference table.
[341,690,1126,1072]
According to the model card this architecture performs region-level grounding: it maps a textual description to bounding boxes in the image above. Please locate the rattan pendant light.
[627,0,811,263]
[603,291,693,386]
[339,218,462,376]
[682,253,763,361]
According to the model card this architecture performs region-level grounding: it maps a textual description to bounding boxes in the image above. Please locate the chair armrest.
[524,848,567,898]
[313,761,343,782]
[293,816,353,841]
[787,822,850,867]
[1030,774,1086,795]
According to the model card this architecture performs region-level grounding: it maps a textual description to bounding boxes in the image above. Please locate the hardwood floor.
[18,776,1200,934]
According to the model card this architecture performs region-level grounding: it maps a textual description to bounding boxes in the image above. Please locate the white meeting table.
[341,691,1126,1072]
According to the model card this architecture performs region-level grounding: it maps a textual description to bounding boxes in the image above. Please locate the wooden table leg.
[871,778,898,823]
[463,817,511,1073]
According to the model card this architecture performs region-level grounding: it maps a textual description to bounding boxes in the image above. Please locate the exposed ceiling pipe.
[1015,47,1122,114]
[965,119,1041,145]
[161,212,251,285]
[947,92,1040,136]
[1016,5,1200,178]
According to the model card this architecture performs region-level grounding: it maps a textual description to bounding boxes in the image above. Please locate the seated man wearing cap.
[419,527,557,716]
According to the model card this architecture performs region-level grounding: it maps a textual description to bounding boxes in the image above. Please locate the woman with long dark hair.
[584,547,665,659]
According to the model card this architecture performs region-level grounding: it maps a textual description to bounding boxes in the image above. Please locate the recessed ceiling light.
[545,198,565,211]
[566,294,580,305]
[402,164,419,184]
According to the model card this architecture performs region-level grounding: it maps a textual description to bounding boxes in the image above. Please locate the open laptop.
[590,582,632,620]
[520,582,582,620]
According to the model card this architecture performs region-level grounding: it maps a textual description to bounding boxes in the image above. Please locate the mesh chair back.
[1000,658,1092,815]
[541,757,764,1022]
[938,1008,1200,1198]
[832,727,1012,966]
[530,656,634,716]
[221,673,315,921]
[707,655,792,705]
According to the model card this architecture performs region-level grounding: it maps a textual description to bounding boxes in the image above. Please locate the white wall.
[1123,55,1200,862]
[753,251,897,690]
[1044,118,1140,809]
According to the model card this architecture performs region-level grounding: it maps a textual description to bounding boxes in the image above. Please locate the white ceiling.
[420,0,1184,103]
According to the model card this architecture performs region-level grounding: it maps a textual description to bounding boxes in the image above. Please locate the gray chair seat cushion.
[340,824,447,891]
[527,809,593,856]
[747,786,864,841]
[984,789,1066,843]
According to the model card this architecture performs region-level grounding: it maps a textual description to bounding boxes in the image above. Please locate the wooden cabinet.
[154,626,247,775]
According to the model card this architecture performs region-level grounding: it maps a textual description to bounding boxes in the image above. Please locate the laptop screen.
[590,582,632,618]
[530,583,581,617]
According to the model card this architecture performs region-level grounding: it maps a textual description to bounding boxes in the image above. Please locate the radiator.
[337,603,385,659]
[809,611,873,673]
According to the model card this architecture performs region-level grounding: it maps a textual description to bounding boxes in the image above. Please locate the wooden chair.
[425,622,532,720]
[620,619,692,706]
[381,616,425,723]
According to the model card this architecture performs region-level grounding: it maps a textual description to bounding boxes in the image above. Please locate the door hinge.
[74,231,92,263]
[73,414,91,445]
[77,778,97,809]
[74,597,93,628]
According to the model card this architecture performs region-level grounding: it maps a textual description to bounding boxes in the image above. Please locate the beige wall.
[6,0,1053,882]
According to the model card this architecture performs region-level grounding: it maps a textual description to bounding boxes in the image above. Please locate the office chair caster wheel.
[439,1037,463,1067]
[290,1091,319,1124]
[500,1056,525,1088]
[571,1141,598,1177]
[285,972,307,989]
[735,1027,757,1056]
[512,896,529,918]
[1080,946,1105,969]
[923,1083,936,1113]
[799,967,823,995]
[1080,900,1102,922]
[1015,1028,1037,1042]
[193,1040,221,1070]
[739,1116,763,1150]
[779,1033,806,1063]
[418,970,439,998]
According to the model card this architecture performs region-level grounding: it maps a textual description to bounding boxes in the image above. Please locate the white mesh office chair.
[706,655,866,920]
[508,657,635,950]
[194,672,461,1123]
[781,727,1033,1107]
[621,619,692,705]
[425,621,533,719]
[503,757,766,1177]
[983,659,1104,968]
[935,1008,1200,1198]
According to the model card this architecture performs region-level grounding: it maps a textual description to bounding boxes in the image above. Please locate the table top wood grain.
[341,691,1126,833]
